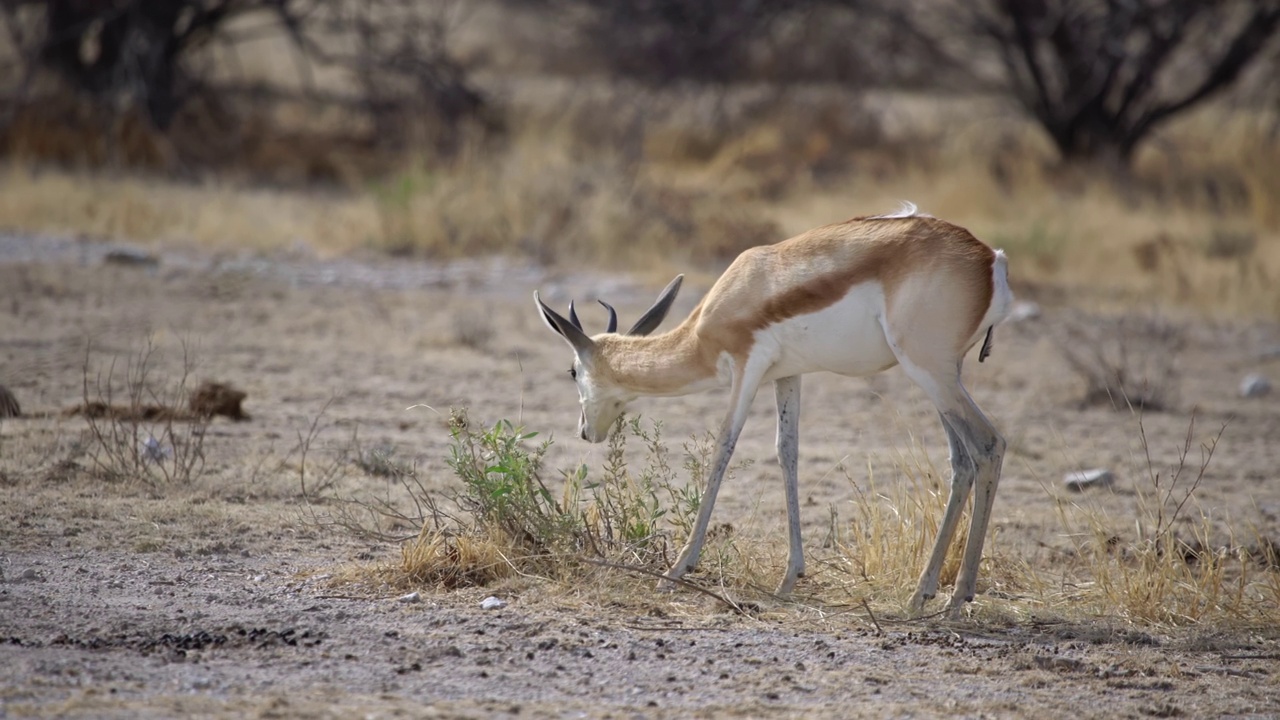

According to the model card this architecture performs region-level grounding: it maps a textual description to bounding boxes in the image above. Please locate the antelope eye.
[568,367,577,380]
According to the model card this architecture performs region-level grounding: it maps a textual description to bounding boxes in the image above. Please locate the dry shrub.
[80,339,209,487]
[1057,312,1185,411]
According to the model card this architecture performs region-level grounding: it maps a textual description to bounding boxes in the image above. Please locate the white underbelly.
[758,282,897,380]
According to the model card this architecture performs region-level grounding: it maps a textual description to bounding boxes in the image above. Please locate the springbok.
[534,204,1012,616]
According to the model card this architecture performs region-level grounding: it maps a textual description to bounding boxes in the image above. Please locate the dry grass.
[791,413,1280,629]
[334,404,1280,632]
[4,94,1278,316]
[0,164,381,256]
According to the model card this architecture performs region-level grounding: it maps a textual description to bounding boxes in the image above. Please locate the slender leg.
[944,405,1005,614]
[661,362,766,588]
[774,375,804,596]
[912,385,1003,618]
[910,413,976,614]
[887,350,1004,618]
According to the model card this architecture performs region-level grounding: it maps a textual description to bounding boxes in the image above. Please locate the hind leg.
[881,321,1005,617]
[910,412,977,614]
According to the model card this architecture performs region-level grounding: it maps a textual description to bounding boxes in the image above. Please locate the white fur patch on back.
[868,201,930,219]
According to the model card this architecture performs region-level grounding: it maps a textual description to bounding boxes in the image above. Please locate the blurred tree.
[565,0,1279,169]
[976,0,1280,168]
[570,0,804,84]
[0,0,490,170]
[879,0,1280,169]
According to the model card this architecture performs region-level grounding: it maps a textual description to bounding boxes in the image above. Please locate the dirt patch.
[2,235,1279,717]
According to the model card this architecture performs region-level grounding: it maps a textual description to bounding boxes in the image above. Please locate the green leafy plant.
[447,409,580,557]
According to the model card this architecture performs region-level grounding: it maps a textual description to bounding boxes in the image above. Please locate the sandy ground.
[2,234,1279,718]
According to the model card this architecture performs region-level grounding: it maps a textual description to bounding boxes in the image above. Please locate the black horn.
[568,301,583,331]
[598,300,618,333]
[628,275,684,336]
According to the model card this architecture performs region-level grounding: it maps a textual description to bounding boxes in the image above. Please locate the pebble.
[397,592,421,604]
[1240,374,1271,399]
[19,568,40,582]
[481,596,507,610]
[1064,468,1115,492]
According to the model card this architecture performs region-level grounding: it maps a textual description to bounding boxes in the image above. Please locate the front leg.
[774,375,804,597]
[661,363,764,590]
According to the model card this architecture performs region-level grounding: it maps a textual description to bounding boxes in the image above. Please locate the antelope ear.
[628,275,683,336]
[534,291,595,355]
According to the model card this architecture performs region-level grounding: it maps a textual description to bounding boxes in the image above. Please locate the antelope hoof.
[908,591,933,617]
[944,593,971,619]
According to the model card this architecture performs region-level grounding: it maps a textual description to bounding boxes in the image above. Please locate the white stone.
[480,596,507,610]
[1240,374,1272,399]
[1063,468,1114,492]
[397,592,421,603]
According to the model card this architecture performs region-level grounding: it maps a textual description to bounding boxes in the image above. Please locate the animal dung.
[189,381,250,421]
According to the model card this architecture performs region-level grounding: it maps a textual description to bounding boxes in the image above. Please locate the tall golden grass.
[3,89,1277,317]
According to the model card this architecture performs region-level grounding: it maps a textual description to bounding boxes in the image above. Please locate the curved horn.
[534,291,594,355]
[568,300,583,331]
[627,275,684,336]
[598,300,618,333]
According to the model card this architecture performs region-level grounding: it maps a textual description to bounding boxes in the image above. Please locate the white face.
[535,281,682,444]
[570,355,629,443]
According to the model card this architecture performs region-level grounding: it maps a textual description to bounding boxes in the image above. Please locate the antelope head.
[534,275,683,442]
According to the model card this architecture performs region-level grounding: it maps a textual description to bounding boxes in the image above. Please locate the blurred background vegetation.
[2,0,1279,315]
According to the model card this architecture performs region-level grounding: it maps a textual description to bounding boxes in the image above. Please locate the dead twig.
[582,558,749,616]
